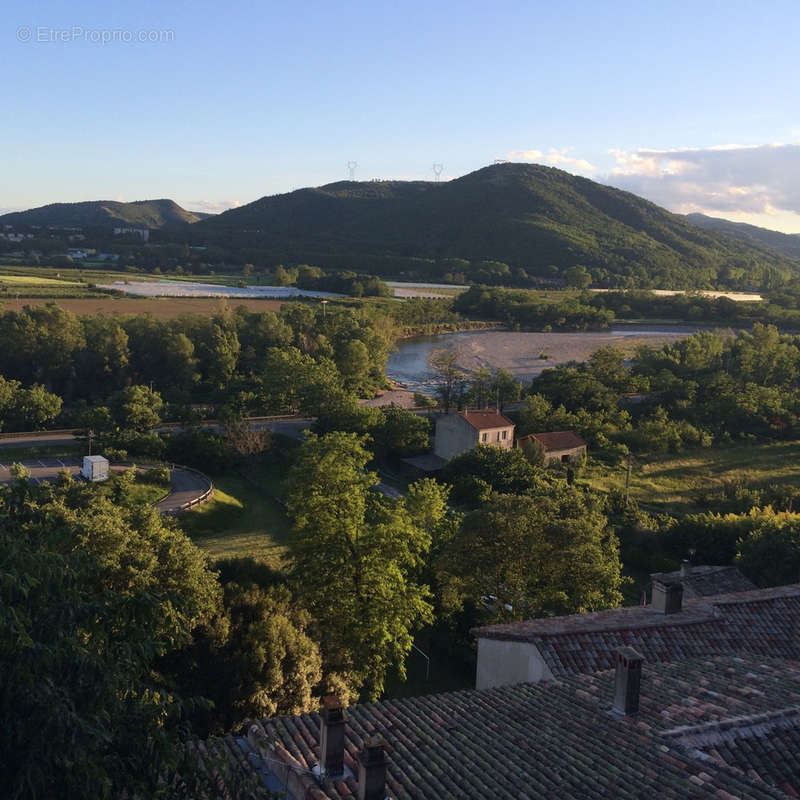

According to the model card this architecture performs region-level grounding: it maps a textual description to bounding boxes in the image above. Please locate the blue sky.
[4,0,800,230]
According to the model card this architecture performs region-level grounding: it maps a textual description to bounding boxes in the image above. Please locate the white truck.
[81,455,109,482]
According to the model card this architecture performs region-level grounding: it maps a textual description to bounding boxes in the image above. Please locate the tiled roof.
[220,656,800,799]
[519,430,587,451]
[472,584,800,678]
[652,565,757,599]
[457,410,514,430]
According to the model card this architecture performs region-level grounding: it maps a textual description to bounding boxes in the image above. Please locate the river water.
[386,325,703,392]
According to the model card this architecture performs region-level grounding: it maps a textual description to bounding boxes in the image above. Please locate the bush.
[142,466,171,486]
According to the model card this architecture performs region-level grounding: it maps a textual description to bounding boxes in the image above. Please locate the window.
[502,430,508,440]
[481,432,488,442]
[496,432,501,442]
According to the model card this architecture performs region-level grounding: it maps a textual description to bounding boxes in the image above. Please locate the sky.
[3,0,800,231]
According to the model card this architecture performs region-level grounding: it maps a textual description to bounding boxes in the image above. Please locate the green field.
[0,275,83,286]
[581,440,800,514]
[180,473,291,569]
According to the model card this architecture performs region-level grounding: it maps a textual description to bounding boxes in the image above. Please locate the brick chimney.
[651,576,683,614]
[612,646,644,715]
[357,735,388,800]
[319,695,346,777]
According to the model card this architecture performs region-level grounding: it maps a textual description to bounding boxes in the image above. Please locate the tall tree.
[285,432,442,699]
[439,489,624,621]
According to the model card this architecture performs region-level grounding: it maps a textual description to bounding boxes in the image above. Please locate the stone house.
[517,430,586,464]
[433,410,515,462]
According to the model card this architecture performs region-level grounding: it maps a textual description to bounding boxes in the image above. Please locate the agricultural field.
[3,295,285,317]
[581,440,800,515]
[0,274,83,286]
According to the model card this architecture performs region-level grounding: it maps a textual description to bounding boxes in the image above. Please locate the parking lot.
[0,456,86,485]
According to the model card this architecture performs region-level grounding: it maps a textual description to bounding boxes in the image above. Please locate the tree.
[491,368,523,410]
[441,445,547,506]
[110,384,164,433]
[285,432,442,699]
[439,490,624,621]
[428,347,467,413]
[372,406,431,456]
[168,578,322,734]
[736,509,800,587]
[15,383,62,429]
[0,474,222,799]
[564,264,592,289]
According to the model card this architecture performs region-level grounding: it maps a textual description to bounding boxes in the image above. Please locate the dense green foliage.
[195,163,798,288]
[455,284,800,330]
[285,433,448,700]
[0,301,394,429]
[0,471,221,799]
[516,325,800,459]
[440,491,624,621]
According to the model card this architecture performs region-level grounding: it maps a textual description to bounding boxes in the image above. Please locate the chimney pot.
[612,646,644,715]
[680,559,691,577]
[651,577,683,614]
[319,694,346,777]
[357,735,388,800]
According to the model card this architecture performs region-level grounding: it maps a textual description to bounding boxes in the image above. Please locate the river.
[386,325,704,392]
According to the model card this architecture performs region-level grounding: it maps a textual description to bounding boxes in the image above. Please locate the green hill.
[0,199,211,229]
[195,163,799,289]
[685,212,800,261]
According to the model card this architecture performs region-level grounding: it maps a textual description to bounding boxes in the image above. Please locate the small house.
[81,455,109,482]
[434,410,515,462]
[518,430,586,465]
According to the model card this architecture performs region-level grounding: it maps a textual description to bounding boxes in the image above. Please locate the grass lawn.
[581,439,800,515]
[180,473,291,570]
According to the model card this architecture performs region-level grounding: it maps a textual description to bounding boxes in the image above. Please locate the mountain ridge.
[0,199,212,229]
[685,212,800,261]
[194,163,800,288]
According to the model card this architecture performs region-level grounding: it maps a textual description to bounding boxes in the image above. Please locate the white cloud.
[507,147,597,174]
[604,144,800,231]
[186,199,242,214]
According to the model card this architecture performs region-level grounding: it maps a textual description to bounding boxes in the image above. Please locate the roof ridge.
[660,706,800,749]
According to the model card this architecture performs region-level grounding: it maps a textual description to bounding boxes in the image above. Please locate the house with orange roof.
[433,409,515,461]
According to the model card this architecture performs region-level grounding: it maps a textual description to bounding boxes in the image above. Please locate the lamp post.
[321,298,328,319]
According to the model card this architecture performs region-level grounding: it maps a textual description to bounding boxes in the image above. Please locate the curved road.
[0,457,212,515]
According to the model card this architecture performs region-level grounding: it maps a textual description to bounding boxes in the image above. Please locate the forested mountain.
[0,199,211,229]
[686,212,800,260]
[195,163,799,288]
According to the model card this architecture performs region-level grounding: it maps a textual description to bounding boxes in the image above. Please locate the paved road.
[155,467,212,514]
[0,418,315,449]
[0,458,212,514]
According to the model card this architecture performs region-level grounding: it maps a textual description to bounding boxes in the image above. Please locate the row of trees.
[0,301,397,429]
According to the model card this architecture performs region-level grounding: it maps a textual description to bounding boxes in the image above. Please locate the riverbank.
[387,325,698,390]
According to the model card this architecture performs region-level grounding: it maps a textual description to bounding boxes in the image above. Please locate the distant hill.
[685,212,800,261]
[0,199,212,229]
[195,163,800,289]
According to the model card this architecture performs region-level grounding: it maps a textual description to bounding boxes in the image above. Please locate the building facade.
[433,410,515,461]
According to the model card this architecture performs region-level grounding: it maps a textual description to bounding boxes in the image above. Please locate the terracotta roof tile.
[457,410,514,430]
[652,566,757,599]
[473,584,800,677]
[519,430,587,451]
[218,656,800,799]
